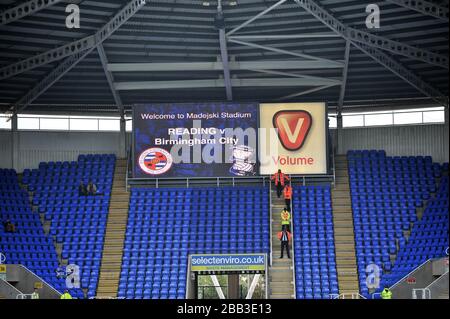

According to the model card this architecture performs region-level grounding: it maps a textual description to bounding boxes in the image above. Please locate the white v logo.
[280,118,304,143]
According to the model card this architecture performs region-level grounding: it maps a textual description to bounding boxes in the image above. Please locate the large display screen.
[133,102,328,178]
[133,103,259,178]
[259,102,328,175]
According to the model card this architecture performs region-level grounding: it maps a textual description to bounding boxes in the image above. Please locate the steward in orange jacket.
[271,169,290,198]
[283,185,292,211]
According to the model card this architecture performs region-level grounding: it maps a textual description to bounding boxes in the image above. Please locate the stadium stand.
[119,187,270,299]
[21,154,116,298]
[347,150,444,297]
[0,168,64,291]
[382,175,449,288]
[292,185,339,299]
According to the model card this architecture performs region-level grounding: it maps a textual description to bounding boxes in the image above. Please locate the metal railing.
[289,179,296,299]
[269,181,273,267]
[330,292,367,299]
[17,264,62,296]
[125,147,132,192]
[412,288,431,299]
[332,144,336,188]
[125,147,333,189]
[423,270,449,299]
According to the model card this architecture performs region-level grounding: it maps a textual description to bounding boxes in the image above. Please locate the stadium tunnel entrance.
[186,253,268,299]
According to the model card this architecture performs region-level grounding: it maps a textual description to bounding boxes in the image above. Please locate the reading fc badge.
[138,147,173,175]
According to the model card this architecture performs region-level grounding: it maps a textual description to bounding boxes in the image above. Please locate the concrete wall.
[335,124,449,163]
[0,123,448,172]
[0,130,131,172]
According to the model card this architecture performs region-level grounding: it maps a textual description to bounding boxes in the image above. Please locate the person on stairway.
[271,169,290,198]
[277,225,291,259]
[280,208,291,232]
[283,185,293,212]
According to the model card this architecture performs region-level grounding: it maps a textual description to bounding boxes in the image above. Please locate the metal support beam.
[245,275,261,299]
[338,40,351,110]
[0,0,63,26]
[217,1,233,101]
[228,33,340,40]
[337,40,351,155]
[293,0,448,106]
[0,0,147,81]
[249,68,341,84]
[108,60,344,72]
[228,38,344,66]
[12,48,95,115]
[97,44,123,115]
[354,42,448,106]
[386,0,449,21]
[114,77,342,91]
[277,84,338,101]
[97,42,127,158]
[210,275,226,300]
[227,0,287,36]
[11,113,19,171]
[293,0,448,69]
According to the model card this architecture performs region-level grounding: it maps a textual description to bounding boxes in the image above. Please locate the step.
[334,220,354,228]
[102,250,124,256]
[109,203,129,209]
[270,288,294,295]
[333,185,350,191]
[334,170,348,175]
[332,199,351,206]
[336,259,358,266]
[110,195,130,201]
[333,206,353,213]
[331,192,352,199]
[334,243,356,250]
[338,283,360,290]
[335,250,356,257]
[269,293,294,299]
[337,267,358,275]
[333,209,353,219]
[270,272,294,282]
[334,230,355,237]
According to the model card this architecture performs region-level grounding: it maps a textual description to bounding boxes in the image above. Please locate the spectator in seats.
[283,185,293,212]
[271,169,290,198]
[60,290,73,299]
[3,219,16,233]
[78,181,87,196]
[280,208,291,232]
[381,287,392,299]
[31,288,40,299]
[277,225,291,259]
[87,180,98,196]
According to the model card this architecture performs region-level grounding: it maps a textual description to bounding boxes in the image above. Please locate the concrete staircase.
[332,155,360,295]
[268,190,295,299]
[96,159,129,298]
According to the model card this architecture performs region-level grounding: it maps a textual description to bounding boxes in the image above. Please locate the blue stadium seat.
[118,186,270,299]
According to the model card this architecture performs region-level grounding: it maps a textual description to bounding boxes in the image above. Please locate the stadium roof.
[0,0,448,115]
